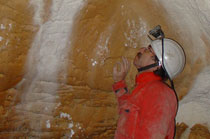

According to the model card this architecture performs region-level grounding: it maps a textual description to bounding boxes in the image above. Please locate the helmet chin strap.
[137,61,160,72]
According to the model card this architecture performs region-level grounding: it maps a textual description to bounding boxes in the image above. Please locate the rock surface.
[0,0,38,91]
[0,0,210,138]
[189,124,210,139]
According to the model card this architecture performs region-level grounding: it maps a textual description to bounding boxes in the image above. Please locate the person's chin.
[134,63,141,69]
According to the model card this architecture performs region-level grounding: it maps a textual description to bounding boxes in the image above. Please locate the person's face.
[133,45,158,71]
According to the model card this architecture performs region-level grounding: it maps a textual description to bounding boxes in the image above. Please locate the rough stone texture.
[0,0,210,138]
[67,0,209,100]
[189,124,210,139]
[0,0,38,91]
[0,79,117,138]
[67,0,209,138]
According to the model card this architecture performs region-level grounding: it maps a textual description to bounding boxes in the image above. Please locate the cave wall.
[0,0,209,138]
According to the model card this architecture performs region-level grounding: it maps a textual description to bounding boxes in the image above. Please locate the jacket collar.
[135,72,162,87]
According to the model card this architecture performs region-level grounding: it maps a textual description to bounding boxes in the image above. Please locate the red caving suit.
[112,72,177,139]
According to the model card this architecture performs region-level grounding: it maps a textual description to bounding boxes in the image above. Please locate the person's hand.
[113,57,131,82]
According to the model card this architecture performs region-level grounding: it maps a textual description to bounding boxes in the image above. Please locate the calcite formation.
[0,0,210,138]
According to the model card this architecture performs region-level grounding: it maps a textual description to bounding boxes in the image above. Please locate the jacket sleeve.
[137,89,176,139]
[112,80,129,103]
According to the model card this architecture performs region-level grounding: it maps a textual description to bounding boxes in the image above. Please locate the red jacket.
[112,72,177,139]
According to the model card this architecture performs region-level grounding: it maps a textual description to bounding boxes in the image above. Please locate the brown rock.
[0,0,210,138]
[189,124,210,139]
[0,0,38,92]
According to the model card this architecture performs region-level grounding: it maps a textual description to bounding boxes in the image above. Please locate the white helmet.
[151,38,186,79]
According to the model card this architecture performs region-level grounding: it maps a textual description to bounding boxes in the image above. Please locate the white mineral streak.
[93,25,113,66]
[70,129,75,138]
[15,0,84,135]
[0,34,10,52]
[156,0,210,63]
[68,123,74,129]
[0,24,6,30]
[46,120,51,128]
[29,1,43,25]
[176,66,210,138]
[60,112,72,120]
[0,36,7,51]
[124,18,148,48]
[9,23,12,31]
